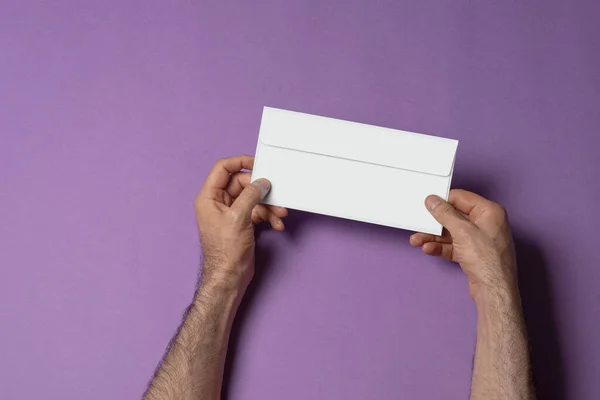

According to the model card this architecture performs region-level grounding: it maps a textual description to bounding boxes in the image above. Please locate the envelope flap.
[259,107,459,177]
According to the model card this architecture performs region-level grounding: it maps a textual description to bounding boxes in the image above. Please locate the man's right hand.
[409,189,518,301]
[194,155,287,292]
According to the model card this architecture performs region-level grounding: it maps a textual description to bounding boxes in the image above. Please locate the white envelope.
[251,107,459,235]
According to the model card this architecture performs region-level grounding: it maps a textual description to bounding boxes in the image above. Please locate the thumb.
[425,195,470,234]
[230,178,271,219]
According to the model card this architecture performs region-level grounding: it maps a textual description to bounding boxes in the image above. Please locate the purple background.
[1,1,599,399]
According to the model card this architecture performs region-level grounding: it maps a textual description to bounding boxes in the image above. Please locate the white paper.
[251,107,459,235]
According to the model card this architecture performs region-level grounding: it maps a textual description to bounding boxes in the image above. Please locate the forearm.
[144,273,243,400]
[471,281,535,400]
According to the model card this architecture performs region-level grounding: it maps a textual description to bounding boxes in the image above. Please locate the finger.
[251,205,269,225]
[448,189,489,210]
[410,231,452,247]
[266,205,288,218]
[448,189,497,221]
[448,189,494,218]
[226,176,288,219]
[201,155,254,195]
[425,195,472,234]
[231,178,271,220]
[422,242,454,260]
[225,172,251,198]
[251,205,285,230]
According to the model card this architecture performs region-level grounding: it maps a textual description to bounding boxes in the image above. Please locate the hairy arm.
[471,283,534,399]
[144,275,242,400]
[411,190,535,399]
[144,155,287,399]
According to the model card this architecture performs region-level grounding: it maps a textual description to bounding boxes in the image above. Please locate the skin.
[410,191,535,399]
[144,155,287,400]
[144,155,535,400]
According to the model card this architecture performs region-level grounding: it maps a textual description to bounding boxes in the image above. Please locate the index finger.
[200,155,255,196]
[448,189,493,218]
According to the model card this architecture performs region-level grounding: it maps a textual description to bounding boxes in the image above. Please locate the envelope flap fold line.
[259,107,459,177]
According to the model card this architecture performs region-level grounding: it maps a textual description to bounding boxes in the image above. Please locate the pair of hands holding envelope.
[195,154,519,302]
[145,106,533,400]
[144,154,533,400]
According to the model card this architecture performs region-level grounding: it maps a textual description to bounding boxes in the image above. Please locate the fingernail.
[425,195,442,211]
[254,178,271,198]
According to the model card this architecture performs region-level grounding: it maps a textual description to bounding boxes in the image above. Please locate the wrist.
[197,262,248,304]
[192,278,244,331]
[471,255,519,301]
[197,275,244,302]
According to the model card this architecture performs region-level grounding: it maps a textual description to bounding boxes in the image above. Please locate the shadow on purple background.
[516,235,566,400]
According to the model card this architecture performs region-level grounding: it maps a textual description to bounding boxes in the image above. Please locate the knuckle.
[193,195,203,210]
[458,221,477,237]
[491,203,507,216]
[436,203,454,219]
[228,208,242,223]
[488,203,508,223]
[499,206,509,220]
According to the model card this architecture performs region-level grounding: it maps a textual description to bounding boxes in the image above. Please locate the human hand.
[409,189,518,301]
[194,155,288,291]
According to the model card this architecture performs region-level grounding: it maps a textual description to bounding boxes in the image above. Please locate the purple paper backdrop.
[1,1,599,399]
